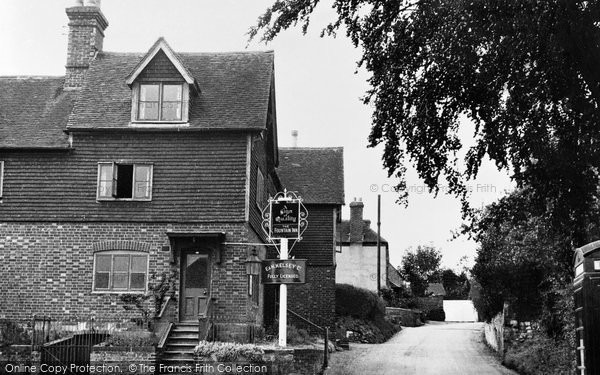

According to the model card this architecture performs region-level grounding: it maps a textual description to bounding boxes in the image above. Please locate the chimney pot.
[291,130,298,148]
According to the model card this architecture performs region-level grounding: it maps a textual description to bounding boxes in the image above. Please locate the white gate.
[443,300,478,322]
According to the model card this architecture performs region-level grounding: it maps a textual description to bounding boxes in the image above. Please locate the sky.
[0,0,513,270]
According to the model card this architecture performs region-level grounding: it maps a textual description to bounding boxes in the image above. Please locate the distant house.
[276,147,345,332]
[335,198,392,292]
[426,283,447,297]
[387,263,405,291]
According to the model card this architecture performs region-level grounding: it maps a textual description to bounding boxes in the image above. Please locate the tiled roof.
[67,51,274,130]
[277,147,344,205]
[426,282,447,296]
[0,77,74,148]
[387,263,404,288]
[336,219,388,244]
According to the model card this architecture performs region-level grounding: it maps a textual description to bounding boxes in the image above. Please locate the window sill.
[97,198,152,202]
[130,121,189,127]
[92,290,147,295]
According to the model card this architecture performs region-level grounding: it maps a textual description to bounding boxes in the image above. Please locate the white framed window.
[132,82,189,123]
[0,161,4,198]
[97,162,153,201]
[93,251,148,292]
[256,168,264,208]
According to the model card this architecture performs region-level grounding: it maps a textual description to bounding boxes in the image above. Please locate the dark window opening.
[114,164,134,198]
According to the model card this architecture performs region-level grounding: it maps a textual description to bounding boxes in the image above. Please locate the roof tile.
[0,77,73,148]
[277,147,345,205]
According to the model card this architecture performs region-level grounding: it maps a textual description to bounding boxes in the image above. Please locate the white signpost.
[262,190,308,347]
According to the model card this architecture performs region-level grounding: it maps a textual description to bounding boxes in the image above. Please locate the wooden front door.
[180,251,210,322]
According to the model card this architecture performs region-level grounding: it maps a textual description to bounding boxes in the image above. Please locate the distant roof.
[0,77,74,149]
[426,282,447,296]
[336,220,388,244]
[387,263,404,288]
[68,50,274,130]
[277,147,344,205]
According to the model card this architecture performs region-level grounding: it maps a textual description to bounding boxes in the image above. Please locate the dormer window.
[126,38,198,126]
[138,83,183,121]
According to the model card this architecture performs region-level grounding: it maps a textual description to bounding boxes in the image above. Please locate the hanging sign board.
[261,190,308,242]
[261,259,307,284]
[270,200,301,238]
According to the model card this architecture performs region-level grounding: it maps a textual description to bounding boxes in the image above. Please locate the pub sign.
[270,200,300,238]
[262,189,308,241]
[261,259,307,284]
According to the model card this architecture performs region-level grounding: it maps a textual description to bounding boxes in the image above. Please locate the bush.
[106,331,157,348]
[336,284,386,321]
[263,321,317,346]
[195,341,264,362]
[503,333,574,375]
[426,308,445,322]
[0,321,30,346]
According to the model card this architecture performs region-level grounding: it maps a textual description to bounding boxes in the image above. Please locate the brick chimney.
[349,198,364,243]
[64,0,108,89]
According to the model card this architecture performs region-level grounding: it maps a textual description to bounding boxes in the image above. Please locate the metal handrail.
[275,302,330,369]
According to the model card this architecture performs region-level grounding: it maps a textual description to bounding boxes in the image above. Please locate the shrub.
[263,321,317,346]
[503,333,574,375]
[194,341,264,362]
[336,284,386,321]
[106,330,157,348]
[426,308,445,322]
[0,321,30,346]
[336,316,399,344]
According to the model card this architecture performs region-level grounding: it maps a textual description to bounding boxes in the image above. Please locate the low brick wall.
[385,307,423,327]
[191,348,324,375]
[90,345,157,374]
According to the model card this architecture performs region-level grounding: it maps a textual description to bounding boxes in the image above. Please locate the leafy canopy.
[400,245,442,297]
[250,0,600,245]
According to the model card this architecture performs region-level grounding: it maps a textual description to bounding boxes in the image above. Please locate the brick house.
[273,147,345,333]
[0,2,342,349]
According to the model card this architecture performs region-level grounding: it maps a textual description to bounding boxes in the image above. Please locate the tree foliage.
[440,268,470,300]
[470,188,583,337]
[400,245,442,297]
[250,0,600,250]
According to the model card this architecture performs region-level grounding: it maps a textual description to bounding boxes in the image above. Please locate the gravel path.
[327,322,517,375]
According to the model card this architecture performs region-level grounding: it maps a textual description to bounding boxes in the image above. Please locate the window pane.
[161,102,182,121]
[134,165,151,182]
[162,84,182,101]
[140,84,159,101]
[138,102,159,120]
[98,164,113,198]
[94,273,109,289]
[185,254,208,289]
[113,273,128,289]
[131,256,147,272]
[113,255,130,272]
[96,255,111,272]
[130,273,146,289]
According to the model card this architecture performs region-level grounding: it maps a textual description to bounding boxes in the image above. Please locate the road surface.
[327,322,516,375]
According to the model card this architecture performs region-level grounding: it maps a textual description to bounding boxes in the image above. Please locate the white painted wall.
[443,300,478,322]
[336,244,387,292]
